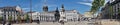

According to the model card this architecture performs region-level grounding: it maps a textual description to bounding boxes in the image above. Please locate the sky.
[0,0,109,14]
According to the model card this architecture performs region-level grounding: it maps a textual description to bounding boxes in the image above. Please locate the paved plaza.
[0,19,120,25]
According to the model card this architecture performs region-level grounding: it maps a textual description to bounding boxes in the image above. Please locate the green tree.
[0,17,3,21]
[8,16,12,23]
[25,14,29,20]
[90,0,105,13]
[109,6,113,20]
[90,0,105,25]
[17,15,21,23]
[25,14,30,23]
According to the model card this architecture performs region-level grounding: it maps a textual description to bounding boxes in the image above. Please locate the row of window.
[32,15,55,21]
[39,16,55,21]
[112,3,120,15]
[102,3,120,15]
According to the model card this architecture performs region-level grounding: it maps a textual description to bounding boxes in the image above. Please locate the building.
[101,2,110,19]
[27,8,60,22]
[83,11,94,18]
[59,4,80,21]
[27,11,39,21]
[28,4,80,22]
[27,11,55,22]
[39,12,56,22]
[0,8,3,17]
[82,11,96,20]
[0,6,23,21]
[27,0,60,22]
[101,0,120,19]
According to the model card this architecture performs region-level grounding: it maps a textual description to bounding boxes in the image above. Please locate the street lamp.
[29,0,33,23]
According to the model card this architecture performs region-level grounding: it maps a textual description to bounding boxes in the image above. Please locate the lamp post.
[29,0,32,23]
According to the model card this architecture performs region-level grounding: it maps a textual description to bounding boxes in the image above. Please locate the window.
[116,4,118,12]
[119,3,120,8]
[118,3,119,7]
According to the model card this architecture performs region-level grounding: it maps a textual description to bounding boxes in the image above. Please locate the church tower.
[61,4,65,12]
[55,7,60,21]
[43,0,48,12]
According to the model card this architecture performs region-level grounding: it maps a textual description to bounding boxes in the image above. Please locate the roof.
[40,9,58,14]
[0,6,22,12]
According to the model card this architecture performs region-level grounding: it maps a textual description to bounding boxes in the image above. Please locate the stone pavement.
[0,19,120,25]
[0,21,88,25]
[100,20,120,25]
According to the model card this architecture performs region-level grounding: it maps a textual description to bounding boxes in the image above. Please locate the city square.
[0,0,120,25]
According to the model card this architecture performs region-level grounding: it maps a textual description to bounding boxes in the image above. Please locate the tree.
[8,16,12,24]
[90,0,105,22]
[0,16,3,23]
[109,6,113,20]
[17,15,21,23]
[90,0,105,25]
[90,0,105,13]
[0,17,3,21]
[25,14,30,23]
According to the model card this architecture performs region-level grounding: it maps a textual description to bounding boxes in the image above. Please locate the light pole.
[30,0,32,23]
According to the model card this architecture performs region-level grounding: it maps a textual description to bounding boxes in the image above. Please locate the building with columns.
[0,6,23,21]
[28,7,60,22]
[28,0,60,22]
[29,4,80,22]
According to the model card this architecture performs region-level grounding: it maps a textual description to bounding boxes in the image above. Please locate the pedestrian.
[7,22,11,25]
[36,17,39,24]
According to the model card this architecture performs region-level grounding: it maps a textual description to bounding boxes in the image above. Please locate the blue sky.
[0,0,109,14]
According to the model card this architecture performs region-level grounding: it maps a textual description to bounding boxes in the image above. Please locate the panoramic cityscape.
[0,0,120,25]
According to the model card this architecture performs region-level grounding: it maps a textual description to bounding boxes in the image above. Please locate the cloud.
[22,8,29,10]
[77,2,92,6]
[22,8,30,12]
[83,0,93,3]
[80,0,109,6]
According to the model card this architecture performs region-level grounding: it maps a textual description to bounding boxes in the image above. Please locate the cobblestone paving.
[0,19,120,25]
